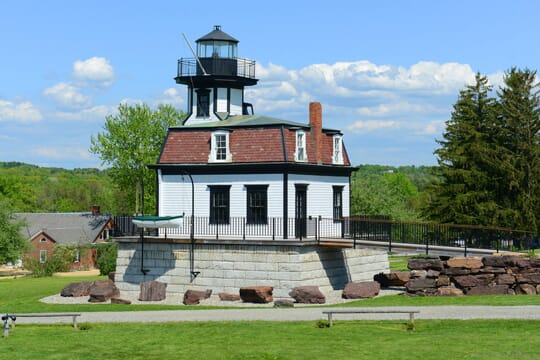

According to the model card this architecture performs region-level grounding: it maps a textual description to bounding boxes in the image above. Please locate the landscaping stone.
[482,256,506,267]
[342,281,380,299]
[446,257,483,269]
[373,271,410,287]
[437,287,464,296]
[218,292,241,301]
[406,278,437,292]
[88,280,120,302]
[453,274,494,288]
[240,286,273,303]
[442,267,472,276]
[111,297,131,304]
[183,289,212,305]
[139,281,167,301]
[515,284,536,295]
[466,285,509,296]
[61,281,94,297]
[515,272,540,284]
[274,299,294,307]
[408,258,444,271]
[289,286,325,304]
[495,274,516,285]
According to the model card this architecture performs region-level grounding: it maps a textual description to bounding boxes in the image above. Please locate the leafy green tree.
[493,68,540,231]
[0,199,28,264]
[90,103,184,215]
[425,73,499,225]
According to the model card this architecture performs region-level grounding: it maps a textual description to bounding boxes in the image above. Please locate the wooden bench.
[322,309,420,327]
[7,313,82,329]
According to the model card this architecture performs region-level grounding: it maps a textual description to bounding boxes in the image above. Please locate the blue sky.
[1,0,540,169]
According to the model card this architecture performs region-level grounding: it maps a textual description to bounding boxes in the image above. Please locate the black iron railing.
[111,215,537,253]
[177,57,256,79]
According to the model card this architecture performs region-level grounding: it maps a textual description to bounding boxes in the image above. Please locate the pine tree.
[426,73,498,225]
[494,68,540,231]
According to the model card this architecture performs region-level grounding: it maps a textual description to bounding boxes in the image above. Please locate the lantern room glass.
[198,40,237,59]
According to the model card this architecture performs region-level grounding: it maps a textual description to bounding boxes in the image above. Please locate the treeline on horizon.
[0,161,431,220]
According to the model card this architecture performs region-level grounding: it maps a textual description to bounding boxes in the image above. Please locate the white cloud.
[0,99,43,123]
[154,88,185,107]
[33,146,91,160]
[347,120,400,133]
[43,82,91,109]
[53,105,116,121]
[72,57,115,88]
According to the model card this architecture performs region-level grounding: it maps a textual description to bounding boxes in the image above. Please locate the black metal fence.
[111,215,537,253]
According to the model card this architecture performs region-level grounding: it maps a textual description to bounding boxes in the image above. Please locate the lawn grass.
[2,319,539,359]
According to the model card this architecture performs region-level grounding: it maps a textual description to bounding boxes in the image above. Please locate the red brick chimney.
[91,205,100,216]
[309,102,323,164]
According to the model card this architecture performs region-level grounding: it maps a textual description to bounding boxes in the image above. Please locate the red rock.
[408,258,444,271]
[374,271,410,287]
[289,286,325,304]
[515,284,536,295]
[218,292,241,301]
[447,257,483,269]
[139,281,167,301]
[495,274,515,285]
[61,281,94,297]
[342,281,380,299]
[240,286,273,303]
[466,285,509,295]
[183,289,212,305]
[88,280,120,302]
[437,287,464,296]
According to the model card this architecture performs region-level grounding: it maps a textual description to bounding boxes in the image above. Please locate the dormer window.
[295,130,307,162]
[210,130,231,162]
[333,135,343,164]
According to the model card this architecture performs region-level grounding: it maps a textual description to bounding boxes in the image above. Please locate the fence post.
[272,218,275,241]
[243,218,246,241]
[425,224,429,255]
[388,222,393,253]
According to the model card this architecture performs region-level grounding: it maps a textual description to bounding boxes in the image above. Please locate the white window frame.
[295,130,307,162]
[39,250,47,263]
[74,249,80,263]
[209,131,231,162]
[333,135,343,165]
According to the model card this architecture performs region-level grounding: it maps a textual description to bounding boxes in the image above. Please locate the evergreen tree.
[426,73,498,225]
[494,68,540,231]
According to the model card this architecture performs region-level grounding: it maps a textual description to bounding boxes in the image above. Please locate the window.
[74,249,80,263]
[333,186,343,221]
[333,135,343,164]
[210,131,230,162]
[295,130,306,162]
[40,237,47,243]
[209,185,230,224]
[39,250,47,264]
[246,185,268,224]
[196,89,210,117]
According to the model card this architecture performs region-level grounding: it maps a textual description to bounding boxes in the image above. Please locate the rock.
[88,280,120,302]
[406,278,437,292]
[515,273,540,285]
[495,274,516,285]
[111,298,131,304]
[466,285,509,295]
[410,270,427,279]
[481,266,507,274]
[408,258,444,271]
[530,258,540,268]
[437,287,464,296]
[240,286,273,303]
[374,271,410,287]
[61,281,94,297]
[515,284,536,295]
[446,257,483,269]
[503,255,528,267]
[453,274,494,288]
[183,289,212,305]
[426,269,441,278]
[482,256,506,267]
[436,275,451,287]
[139,281,167,301]
[342,281,380,299]
[289,286,325,304]
[218,292,241,301]
[108,272,116,282]
[274,299,294,307]
[442,267,471,276]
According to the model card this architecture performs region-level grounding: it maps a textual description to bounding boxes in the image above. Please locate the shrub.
[96,242,118,275]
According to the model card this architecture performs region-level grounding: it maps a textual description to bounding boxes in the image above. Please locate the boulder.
[442,267,471,276]
[436,275,451,287]
[437,287,464,296]
[453,274,494,288]
[408,258,444,271]
[240,286,273,303]
[515,273,540,285]
[88,280,120,303]
[111,298,131,305]
[274,299,295,307]
[446,257,483,269]
[410,270,427,279]
[183,289,212,305]
[495,274,516,285]
[218,292,241,301]
[482,256,506,267]
[503,255,528,268]
[139,281,167,301]
[342,281,380,299]
[374,271,410,287]
[289,286,325,304]
[61,281,94,297]
[466,284,509,295]
[515,284,536,295]
[406,277,437,292]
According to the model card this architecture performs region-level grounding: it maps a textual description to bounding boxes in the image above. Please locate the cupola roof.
[197,25,239,43]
